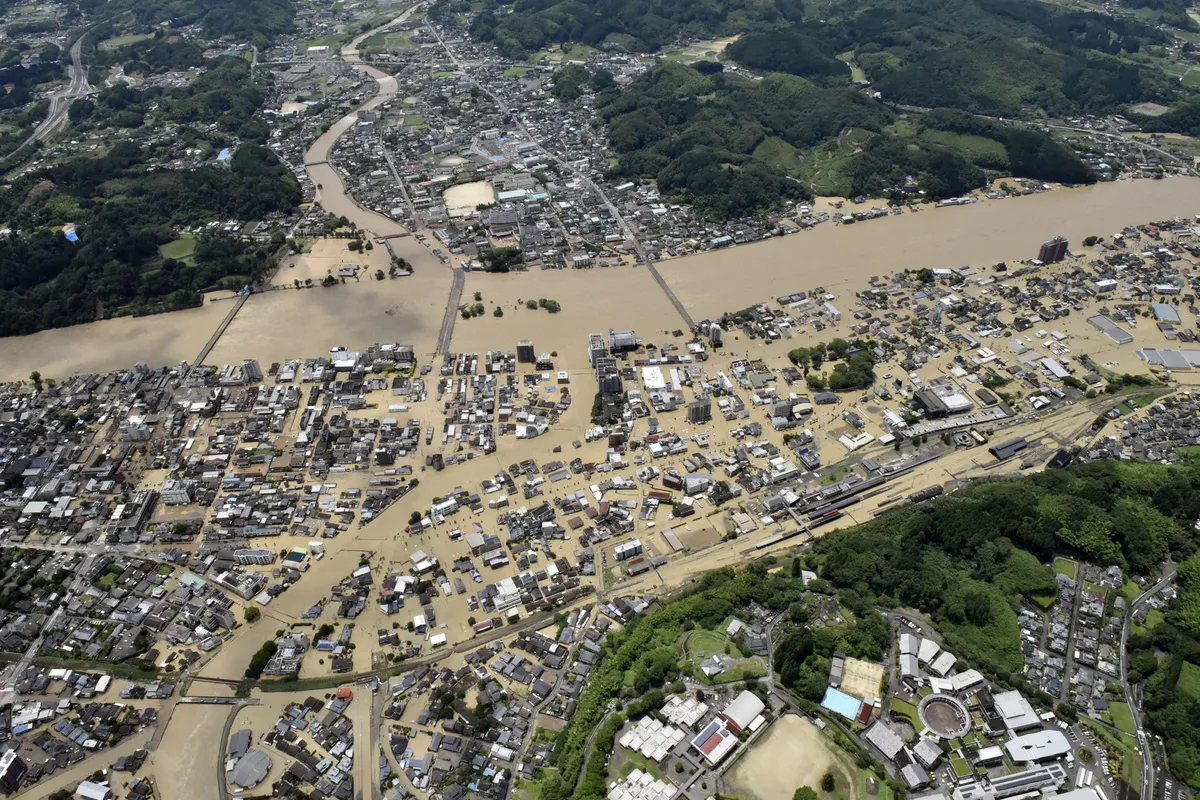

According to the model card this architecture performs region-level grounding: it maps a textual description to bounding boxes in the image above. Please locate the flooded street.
[3,32,1198,387]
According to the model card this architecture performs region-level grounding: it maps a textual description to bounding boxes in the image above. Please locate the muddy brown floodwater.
[657,176,1200,320]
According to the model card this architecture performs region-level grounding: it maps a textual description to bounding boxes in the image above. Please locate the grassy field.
[683,629,726,659]
[1053,557,1078,580]
[1119,580,1142,605]
[752,136,804,176]
[1107,702,1137,736]
[796,128,873,197]
[159,236,197,262]
[296,33,350,51]
[513,767,560,800]
[503,66,534,77]
[1177,660,1200,700]
[1133,608,1165,636]
[1183,66,1200,88]
[99,32,154,50]
[612,748,665,782]
[889,697,922,732]
[838,51,866,81]
[361,31,414,53]
[920,130,1009,166]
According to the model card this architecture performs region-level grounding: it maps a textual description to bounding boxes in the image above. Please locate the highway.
[10,34,92,161]
[1121,567,1177,800]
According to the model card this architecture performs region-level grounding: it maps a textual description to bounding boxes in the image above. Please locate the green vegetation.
[80,0,295,46]
[0,140,299,335]
[464,0,773,58]
[1053,557,1078,580]
[466,0,1185,214]
[69,57,270,140]
[159,236,197,261]
[775,602,889,700]
[790,339,878,392]
[816,460,1192,684]
[1082,718,1143,791]
[592,62,1093,217]
[532,458,1200,799]
[482,246,523,272]
[1176,661,1200,700]
[1107,701,1137,736]
[890,696,922,730]
[245,640,278,678]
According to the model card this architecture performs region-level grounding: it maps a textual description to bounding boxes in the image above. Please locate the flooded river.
[2,3,1197,384]
[658,176,1200,320]
[2,177,1197,382]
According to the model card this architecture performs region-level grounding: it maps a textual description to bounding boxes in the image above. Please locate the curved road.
[6,33,92,164]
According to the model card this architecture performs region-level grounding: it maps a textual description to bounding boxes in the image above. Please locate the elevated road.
[188,290,250,375]
[9,34,92,163]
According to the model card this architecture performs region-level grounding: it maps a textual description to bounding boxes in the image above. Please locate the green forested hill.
[813,459,1200,786]
[584,61,1093,215]
[467,0,1180,120]
[0,140,299,335]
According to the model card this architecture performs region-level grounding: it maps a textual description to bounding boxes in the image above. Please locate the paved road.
[1121,567,1177,800]
[188,290,250,374]
[425,22,696,331]
[1046,124,1199,178]
[0,552,98,700]
[10,34,92,160]
[436,267,465,356]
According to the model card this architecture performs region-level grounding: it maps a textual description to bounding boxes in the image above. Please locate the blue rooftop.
[217,148,231,161]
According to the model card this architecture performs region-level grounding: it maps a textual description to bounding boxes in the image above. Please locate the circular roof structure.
[918,694,971,740]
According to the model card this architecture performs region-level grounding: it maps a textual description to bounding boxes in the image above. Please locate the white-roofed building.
[619,716,686,762]
[1004,730,1072,763]
[864,720,906,762]
[663,695,709,728]
[992,690,1042,733]
[607,768,679,800]
[721,690,766,734]
[975,745,1005,765]
[918,638,941,664]
[929,651,958,677]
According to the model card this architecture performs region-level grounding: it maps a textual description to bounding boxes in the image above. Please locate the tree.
[796,788,820,800]
[244,605,261,623]
[821,772,836,792]
[29,371,42,391]
[375,269,385,280]
[493,306,504,317]
[963,587,993,626]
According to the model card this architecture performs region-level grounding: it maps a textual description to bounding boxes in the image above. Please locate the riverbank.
[0,176,1196,382]
[656,176,1200,321]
